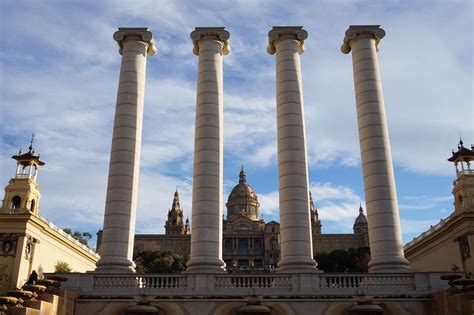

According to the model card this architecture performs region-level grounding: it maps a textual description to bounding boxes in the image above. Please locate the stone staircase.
[0,276,76,315]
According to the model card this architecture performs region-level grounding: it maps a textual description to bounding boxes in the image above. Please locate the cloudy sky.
[0,0,472,250]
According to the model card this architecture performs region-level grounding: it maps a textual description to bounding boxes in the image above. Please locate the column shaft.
[96,28,156,273]
[341,25,410,272]
[186,28,230,273]
[268,27,316,272]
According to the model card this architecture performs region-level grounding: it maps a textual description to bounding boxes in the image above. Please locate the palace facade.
[128,167,368,272]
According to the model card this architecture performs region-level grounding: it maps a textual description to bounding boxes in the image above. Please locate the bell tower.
[165,190,189,235]
[448,139,474,214]
[1,136,45,215]
[309,192,322,235]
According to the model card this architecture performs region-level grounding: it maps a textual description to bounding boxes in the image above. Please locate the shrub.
[54,261,72,273]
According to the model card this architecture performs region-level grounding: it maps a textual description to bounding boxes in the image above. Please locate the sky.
[0,0,472,251]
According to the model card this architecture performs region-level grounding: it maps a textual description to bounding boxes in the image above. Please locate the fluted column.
[95,28,156,273]
[341,25,410,272]
[267,26,316,272]
[186,27,230,273]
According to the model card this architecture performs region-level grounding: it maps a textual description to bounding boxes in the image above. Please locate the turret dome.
[226,167,260,221]
[353,204,368,236]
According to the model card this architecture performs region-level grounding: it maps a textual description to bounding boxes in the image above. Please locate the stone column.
[267,26,316,272]
[341,25,410,272]
[95,28,156,273]
[186,27,230,273]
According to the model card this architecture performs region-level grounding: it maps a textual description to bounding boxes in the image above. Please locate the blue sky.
[0,0,472,250]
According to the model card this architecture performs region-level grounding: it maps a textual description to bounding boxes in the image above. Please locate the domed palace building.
[122,167,369,272]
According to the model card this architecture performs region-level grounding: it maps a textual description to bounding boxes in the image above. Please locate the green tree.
[54,261,72,273]
[63,228,92,246]
[134,250,189,274]
[315,247,370,272]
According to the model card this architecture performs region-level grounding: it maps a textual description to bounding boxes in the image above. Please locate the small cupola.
[2,135,44,215]
[353,203,368,235]
[448,139,474,213]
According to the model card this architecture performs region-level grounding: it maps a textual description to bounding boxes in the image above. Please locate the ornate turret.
[309,192,321,234]
[353,204,368,235]
[226,166,260,221]
[448,139,474,214]
[1,136,44,215]
[164,190,189,235]
[353,204,369,247]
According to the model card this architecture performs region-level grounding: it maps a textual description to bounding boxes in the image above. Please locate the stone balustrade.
[215,274,292,289]
[94,274,187,289]
[320,273,414,290]
[48,272,448,297]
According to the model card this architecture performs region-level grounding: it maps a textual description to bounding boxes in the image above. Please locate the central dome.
[226,167,260,221]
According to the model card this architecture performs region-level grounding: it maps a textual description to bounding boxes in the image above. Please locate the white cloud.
[258,191,279,217]
[401,218,441,244]
[0,1,471,244]
[257,181,364,232]
[399,195,453,211]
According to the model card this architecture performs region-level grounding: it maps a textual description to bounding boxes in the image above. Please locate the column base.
[277,256,317,273]
[368,256,411,273]
[186,257,226,273]
[95,257,136,273]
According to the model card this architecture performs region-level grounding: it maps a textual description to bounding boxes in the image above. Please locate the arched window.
[11,196,21,210]
[254,240,262,253]
[238,239,248,254]
[30,200,35,212]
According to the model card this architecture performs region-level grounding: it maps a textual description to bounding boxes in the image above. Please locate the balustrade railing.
[84,273,419,294]
[215,274,291,289]
[94,275,187,289]
[320,274,415,290]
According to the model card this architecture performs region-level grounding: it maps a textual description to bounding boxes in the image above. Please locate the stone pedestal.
[186,27,230,273]
[95,28,157,273]
[267,26,316,272]
[341,25,410,272]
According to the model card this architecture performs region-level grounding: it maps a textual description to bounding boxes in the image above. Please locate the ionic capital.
[190,27,230,55]
[113,27,157,56]
[341,25,385,54]
[267,26,308,55]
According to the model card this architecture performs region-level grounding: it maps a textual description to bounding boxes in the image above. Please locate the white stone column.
[341,25,410,272]
[186,27,230,273]
[267,26,316,272]
[95,28,156,273]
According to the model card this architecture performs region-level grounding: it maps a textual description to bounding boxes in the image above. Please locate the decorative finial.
[458,131,464,149]
[29,133,35,152]
[359,203,364,214]
[239,165,246,183]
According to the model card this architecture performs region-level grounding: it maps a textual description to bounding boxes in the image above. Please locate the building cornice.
[0,213,99,262]
[404,211,474,255]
